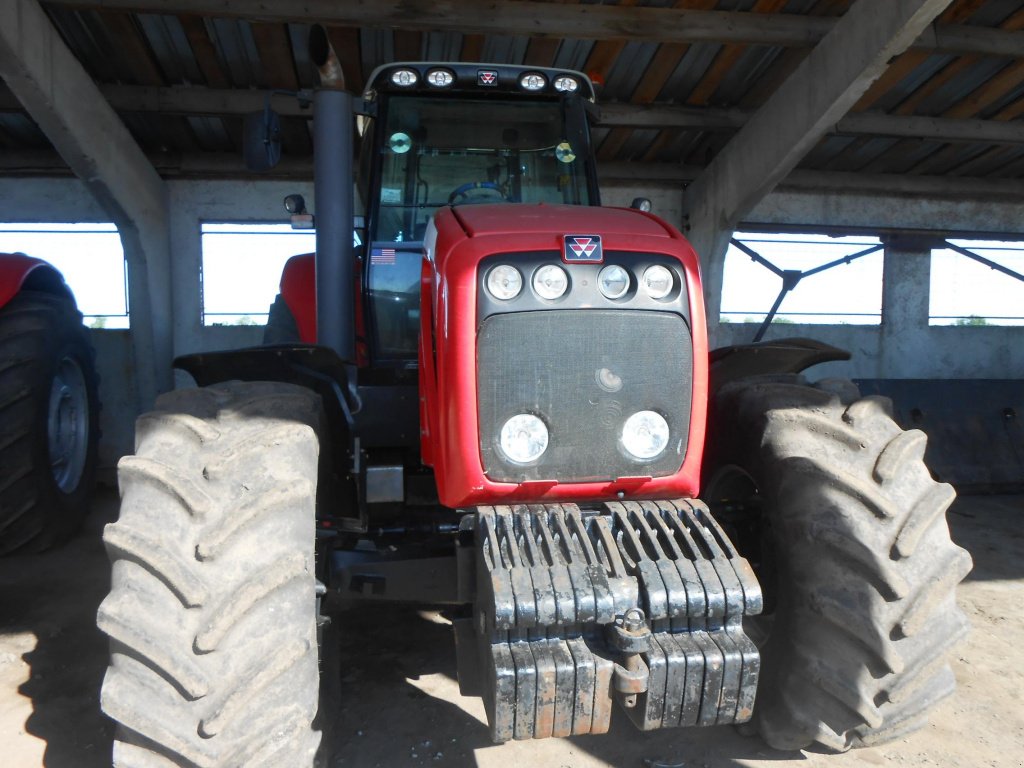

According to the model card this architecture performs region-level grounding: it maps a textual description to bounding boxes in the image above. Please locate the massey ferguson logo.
[563,235,603,263]
[478,70,498,86]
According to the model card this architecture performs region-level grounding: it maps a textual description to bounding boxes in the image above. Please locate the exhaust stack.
[310,25,346,90]
[309,25,355,362]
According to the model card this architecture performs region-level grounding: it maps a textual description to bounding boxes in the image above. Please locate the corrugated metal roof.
[0,0,1019,181]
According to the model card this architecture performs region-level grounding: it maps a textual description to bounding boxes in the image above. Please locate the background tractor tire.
[706,375,972,752]
[0,290,100,554]
[98,381,324,767]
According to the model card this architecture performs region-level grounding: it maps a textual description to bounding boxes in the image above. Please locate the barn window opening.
[0,223,128,328]
[200,223,316,326]
[721,232,884,332]
[929,239,1024,326]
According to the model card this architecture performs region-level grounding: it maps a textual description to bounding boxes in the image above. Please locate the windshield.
[374,96,595,242]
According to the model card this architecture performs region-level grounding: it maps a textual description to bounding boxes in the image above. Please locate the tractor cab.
[356,63,602,362]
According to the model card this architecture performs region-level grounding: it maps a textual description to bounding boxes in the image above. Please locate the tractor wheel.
[705,375,972,752]
[98,381,324,767]
[0,290,100,554]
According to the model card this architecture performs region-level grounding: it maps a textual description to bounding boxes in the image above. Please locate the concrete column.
[880,239,933,377]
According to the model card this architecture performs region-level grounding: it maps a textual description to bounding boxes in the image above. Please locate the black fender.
[174,345,418,450]
[709,337,850,395]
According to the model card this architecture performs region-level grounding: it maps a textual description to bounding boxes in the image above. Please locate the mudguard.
[709,337,850,393]
[0,253,74,310]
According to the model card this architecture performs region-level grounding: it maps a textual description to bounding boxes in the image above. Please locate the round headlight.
[642,265,674,299]
[533,265,569,300]
[486,265,523,301]
[499,414,549,464]
[390,68,418,87]
[621,411,670,460]
[520,72,547,91]
[597,265,630,299]
[553,75,579,93]
[426,68,454,87]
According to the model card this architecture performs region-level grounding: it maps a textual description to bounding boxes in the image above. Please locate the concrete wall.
[3,176,1023,471]
[1,177,312,472]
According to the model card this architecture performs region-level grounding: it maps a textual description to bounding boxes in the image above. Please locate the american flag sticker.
[371,247,396,265]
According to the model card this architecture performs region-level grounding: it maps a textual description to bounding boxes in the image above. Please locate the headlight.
[621,411,669,460]
[642,265,674,299]
[553,75,579,93]
[426,68,454,87]
[533,264,569,300]
[390,68,418,87]
[486,265,523,300]
[598,265,630,299]
[520,72,547,91]
[499,414,549,463]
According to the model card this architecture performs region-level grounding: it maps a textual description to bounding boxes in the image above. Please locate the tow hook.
[607,607,653,709]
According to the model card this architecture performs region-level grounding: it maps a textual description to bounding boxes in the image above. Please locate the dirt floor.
[1,490,1021,768]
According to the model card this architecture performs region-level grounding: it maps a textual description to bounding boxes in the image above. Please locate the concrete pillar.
[880,238,932,377]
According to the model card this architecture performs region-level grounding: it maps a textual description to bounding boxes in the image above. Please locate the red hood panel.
[452,203,675,239]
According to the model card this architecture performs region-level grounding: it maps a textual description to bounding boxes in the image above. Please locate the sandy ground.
[1,490,1021,768]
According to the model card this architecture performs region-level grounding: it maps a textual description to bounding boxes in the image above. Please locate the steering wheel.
[448,181,506,205]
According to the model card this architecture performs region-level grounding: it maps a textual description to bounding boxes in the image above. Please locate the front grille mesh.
[477,310,692,483]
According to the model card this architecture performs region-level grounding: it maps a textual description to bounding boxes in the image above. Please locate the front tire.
[0,290,100,554]
[707,376,972,752]
[98,381,323,767]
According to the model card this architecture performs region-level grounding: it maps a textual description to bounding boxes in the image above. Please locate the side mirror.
[243,105,282,172]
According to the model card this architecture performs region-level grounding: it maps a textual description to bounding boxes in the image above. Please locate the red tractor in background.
[0,253,100,554]
[97,27,971,767]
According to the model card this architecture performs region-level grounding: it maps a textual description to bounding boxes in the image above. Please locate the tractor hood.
[449,203,677,240]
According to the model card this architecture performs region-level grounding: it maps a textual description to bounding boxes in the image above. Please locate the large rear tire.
[0,290,100,554]
[706,375,972,752]
[98,381,323,767]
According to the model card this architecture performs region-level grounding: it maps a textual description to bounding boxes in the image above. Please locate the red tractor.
[97,30,971,767]
[0,253,100,554]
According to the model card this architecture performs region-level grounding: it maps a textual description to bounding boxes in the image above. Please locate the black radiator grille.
[477,310,692,483]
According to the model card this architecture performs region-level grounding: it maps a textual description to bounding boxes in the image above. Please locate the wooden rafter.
[44,0,1024,58]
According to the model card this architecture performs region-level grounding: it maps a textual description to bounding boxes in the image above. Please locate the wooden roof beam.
[602,161,1024,200]
[3,82,1020,146]
[45,0,1024,59]
[7,148,1024,205]
[600,103,1024,145]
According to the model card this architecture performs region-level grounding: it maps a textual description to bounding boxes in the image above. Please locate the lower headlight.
[499,414,549,463]
[621,410,669,460]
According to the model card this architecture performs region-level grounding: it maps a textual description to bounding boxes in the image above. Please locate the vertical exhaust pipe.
[309,25,355,363]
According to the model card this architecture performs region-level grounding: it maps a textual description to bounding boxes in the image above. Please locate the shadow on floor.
[0,487,117,767]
